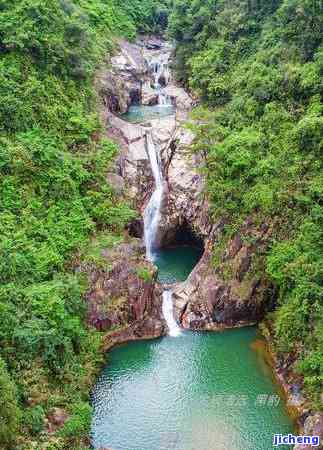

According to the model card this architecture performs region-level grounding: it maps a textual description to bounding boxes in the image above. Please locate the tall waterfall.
[143,132,164,261]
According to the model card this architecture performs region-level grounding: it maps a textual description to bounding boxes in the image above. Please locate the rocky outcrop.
[78,239,165,339]
[96,39,146,115]
[156,126,211,246]
[46,408,69,434]
[141,83,158,105]
[171,221,271,330]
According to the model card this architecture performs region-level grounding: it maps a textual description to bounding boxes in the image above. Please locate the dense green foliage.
[0,357,21,448]
[0,1,167,448]
[168,0,323,405]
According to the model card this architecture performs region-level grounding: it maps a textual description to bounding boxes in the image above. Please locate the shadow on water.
[153,245,203,284]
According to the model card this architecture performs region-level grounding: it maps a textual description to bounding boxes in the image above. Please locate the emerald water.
[91,246,294,450]
[154,246,203,283]
[120,104,175,123]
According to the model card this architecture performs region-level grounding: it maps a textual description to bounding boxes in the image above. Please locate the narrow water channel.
[91,40,294,450]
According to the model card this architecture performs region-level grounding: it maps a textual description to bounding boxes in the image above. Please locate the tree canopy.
[168,0,323,406]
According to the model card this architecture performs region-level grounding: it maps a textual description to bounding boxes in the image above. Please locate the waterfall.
[162,291,181,337]
[143,46,180,337]
[144,132,164,261]
[158,93,172,107]
[150,53,172,106]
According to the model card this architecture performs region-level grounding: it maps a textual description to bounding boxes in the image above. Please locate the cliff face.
[172,217,276,330]
[78,239,166,345]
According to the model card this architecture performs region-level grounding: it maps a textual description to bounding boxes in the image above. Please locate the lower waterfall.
[162,291,181,337]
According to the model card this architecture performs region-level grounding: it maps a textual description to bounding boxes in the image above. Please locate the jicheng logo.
[273,434,320,447]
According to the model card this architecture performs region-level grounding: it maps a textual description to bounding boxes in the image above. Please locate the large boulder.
[172,221,273,330]
[47,408,69,434]
[141,83,158,105]
[96,39,147,114]
[78,240,165,336]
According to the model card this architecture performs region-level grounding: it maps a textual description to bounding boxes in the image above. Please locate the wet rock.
[126,218,144,238]
[141,84,158,105]
[145,40,162,50]
[163,85,193,116]
[103,317,165,351]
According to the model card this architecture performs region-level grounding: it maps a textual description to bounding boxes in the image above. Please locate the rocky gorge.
[86,36,323,449]
[94,36,275,335]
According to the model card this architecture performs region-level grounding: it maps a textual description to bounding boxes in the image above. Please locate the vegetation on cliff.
[168,0,322,406]
[0,1,167,449]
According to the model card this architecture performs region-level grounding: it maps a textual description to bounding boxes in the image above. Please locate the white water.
[143,46,180,337]
[158,92,171,106]
[150,52,172,106]
[144,132,164,261]
[162,291,181,337]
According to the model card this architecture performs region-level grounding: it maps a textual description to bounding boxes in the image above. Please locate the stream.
[91,41,294,450]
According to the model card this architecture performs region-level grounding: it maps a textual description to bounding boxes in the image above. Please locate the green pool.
[91,246,294,450]
[154,245,204,283]
[120,104,175,123]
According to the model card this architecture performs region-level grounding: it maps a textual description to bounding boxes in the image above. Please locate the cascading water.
[150,53,172,107]
[158,93,171,106]
[143,48,180,336]
[162,291,181,337]
[143,132,164,261]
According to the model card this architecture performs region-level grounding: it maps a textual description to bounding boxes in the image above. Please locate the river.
[91,39,294,450]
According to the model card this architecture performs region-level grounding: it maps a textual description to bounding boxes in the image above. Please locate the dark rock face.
[172,222,273,330]
[145,39,162,50]
[126,218,144,238]
[78,240,165,338]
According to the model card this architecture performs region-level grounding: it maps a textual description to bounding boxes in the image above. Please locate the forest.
[0,1,167,449]
[168,0,322,408]
[0,0,322,449]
